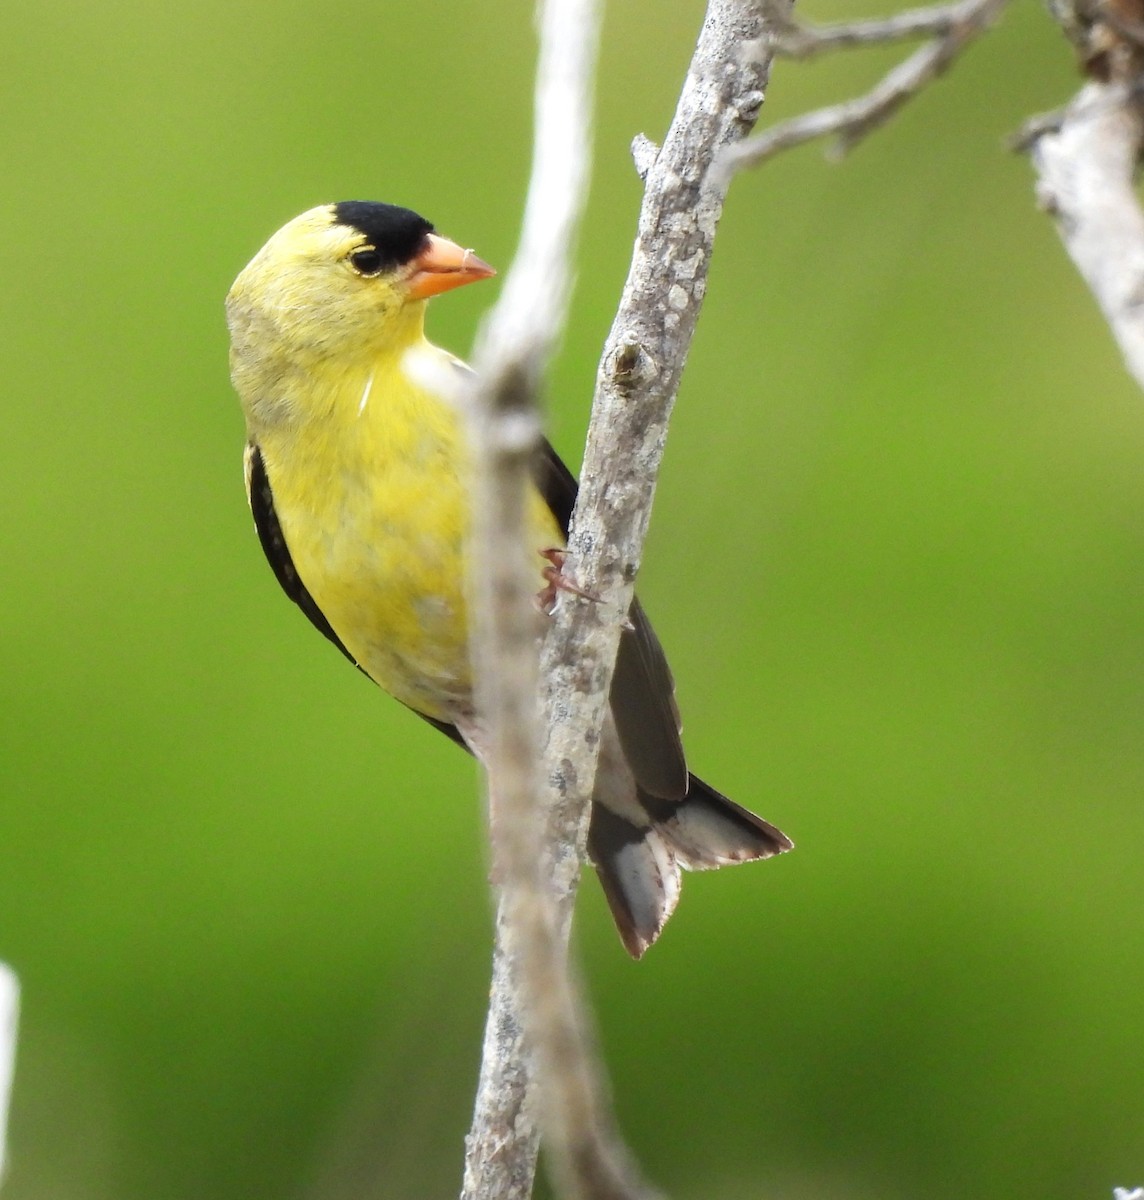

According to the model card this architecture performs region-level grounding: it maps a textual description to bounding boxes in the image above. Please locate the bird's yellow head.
[226,201,494,428]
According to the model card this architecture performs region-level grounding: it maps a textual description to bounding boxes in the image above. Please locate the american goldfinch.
[226,201,792,957]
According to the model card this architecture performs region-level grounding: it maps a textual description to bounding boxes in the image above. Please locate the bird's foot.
[537,548,600,614]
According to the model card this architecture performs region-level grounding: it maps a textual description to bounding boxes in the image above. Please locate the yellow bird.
[226,201,792,956]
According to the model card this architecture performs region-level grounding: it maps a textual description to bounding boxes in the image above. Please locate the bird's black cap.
[333,201,434,271]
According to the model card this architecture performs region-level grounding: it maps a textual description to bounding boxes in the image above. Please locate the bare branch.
[538,0,786,919]
[464,0,789,1194]
[767,0,996,58]
[1009,105,1068,153]
[1028,80,1144,391]
[461,1,654,1199]
[716,0,1010,179]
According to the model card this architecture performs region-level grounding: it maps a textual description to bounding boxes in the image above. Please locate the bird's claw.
[537,548,600,613]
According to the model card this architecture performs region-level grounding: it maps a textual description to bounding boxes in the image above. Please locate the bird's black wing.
[535,440,688,801]
[244,442,470,751]
[245,443,355,665]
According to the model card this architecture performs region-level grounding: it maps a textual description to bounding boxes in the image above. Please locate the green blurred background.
[2,2,1140,1197]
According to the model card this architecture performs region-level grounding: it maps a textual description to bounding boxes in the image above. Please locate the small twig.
[1009,105,1068,153]
[1027,80,1144,391]
[716,0,1010,179]
[767,0,994,58]
[0,963,19,1183]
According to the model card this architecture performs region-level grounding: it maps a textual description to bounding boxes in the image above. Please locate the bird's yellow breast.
[255,346,562,720]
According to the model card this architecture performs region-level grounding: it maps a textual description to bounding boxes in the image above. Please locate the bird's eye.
[349,247,384,276]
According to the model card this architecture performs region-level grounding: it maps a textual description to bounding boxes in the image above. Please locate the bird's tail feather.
[647,775,793,871]
[588,775,792,958]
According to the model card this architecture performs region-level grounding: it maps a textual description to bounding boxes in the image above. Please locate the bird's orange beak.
[406,233,496,299]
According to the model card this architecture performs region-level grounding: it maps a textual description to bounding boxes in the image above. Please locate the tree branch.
[538,0,785,948]
[461,1,650,1198]
[1027,80,1144,391]
[526,0,782,1180]
[462,0,787,1197]
[715,0,1010,179]
[766,0,1000,58]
